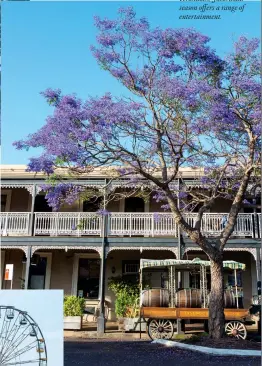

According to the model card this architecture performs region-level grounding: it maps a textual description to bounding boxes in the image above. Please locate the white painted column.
[251,255,258,297]
[71,253,79,296]
[29,185,36,236]
[24,246,32,290]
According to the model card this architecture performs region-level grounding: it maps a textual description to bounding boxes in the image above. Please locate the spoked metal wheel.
[225,321,247,340]
[0,305,47,365]
[147,318,174,340]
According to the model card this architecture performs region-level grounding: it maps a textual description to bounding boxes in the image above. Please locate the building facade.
[1,165,261,324]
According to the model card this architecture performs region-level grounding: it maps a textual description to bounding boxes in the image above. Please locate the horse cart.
[138,258,257,340]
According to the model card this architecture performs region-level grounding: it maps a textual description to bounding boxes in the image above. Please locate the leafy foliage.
[64,296,85,317]
[108,277,140,318]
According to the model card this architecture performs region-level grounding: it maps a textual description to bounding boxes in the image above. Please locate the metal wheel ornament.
[225,321,247,340]
[0,306,47,365]
[147,319,174,340]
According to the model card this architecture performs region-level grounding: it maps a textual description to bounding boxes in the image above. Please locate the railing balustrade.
[108,213,177,237]
[108,212,254,238]
[184,212,254,237]
[1,212,258,238]
[34,212,101,236]
[0,213,31,236]
[257,213,261,238]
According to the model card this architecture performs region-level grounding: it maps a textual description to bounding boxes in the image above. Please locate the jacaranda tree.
[14,8,261,338]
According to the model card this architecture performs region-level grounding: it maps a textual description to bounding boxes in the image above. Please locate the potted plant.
[64,296,85,330]
[108,277,146,332]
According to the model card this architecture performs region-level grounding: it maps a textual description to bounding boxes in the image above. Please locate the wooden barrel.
[141,288,169,307]
[207,290,235,308]
[175,289,201,308]
[224,290,235,308]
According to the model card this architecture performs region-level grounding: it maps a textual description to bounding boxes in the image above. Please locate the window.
[189,272,211,289]
[124,263,139,274]
[122,260,139,284]
[122,260,139,274]
[1,190,11,212]
[1,195,7,212]
[77,258,100,299]
[227,271,242,287]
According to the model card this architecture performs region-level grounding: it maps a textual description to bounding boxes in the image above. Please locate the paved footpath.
[64,339,261,366]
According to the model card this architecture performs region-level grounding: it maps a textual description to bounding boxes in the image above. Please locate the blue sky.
[0,290,63,365]
[2,1,261,164]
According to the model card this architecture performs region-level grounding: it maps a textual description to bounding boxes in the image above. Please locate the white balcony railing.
[1,212,257,238]
[184,213,254,238]
[34,212,102,236]
[108,213,178,237]
[257,213,261,238]
[0,213,31,236]
[109,212,254,238]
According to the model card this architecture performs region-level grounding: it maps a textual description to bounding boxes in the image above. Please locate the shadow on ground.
[64,339,261,366]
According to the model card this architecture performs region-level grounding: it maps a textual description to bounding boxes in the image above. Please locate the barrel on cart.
[139,258,251,341]
[175,289,236,308]
[224,290,235,308]
[142,288,236,308]
[206,289,236,308]
[141,288,169,307]
[175,289,201,308]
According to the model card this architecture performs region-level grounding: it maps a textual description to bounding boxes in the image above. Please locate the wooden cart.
[139,259,253,340]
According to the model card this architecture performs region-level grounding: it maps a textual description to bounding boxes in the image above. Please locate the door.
[83,197,102,212]
[125,197,145,234]
[125,197,145,212]
[1,190,12,212]
[77,258,100,298]
[29,256,47,289]
[34,195,53,212]
[33,195,53,234]
[26,253,52,289]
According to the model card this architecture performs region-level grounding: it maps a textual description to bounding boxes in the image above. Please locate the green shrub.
[108,276,140,318]
[64,296,85,317]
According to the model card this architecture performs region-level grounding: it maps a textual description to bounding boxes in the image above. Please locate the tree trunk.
[208,255,225,339]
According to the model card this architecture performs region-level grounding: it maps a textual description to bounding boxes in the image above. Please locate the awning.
[140,258,246,270]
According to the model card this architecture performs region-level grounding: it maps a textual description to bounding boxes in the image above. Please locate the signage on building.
[4,264,14,281]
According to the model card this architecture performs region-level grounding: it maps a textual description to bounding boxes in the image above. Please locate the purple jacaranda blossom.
[13,7,260,214]
[40,88,61,106]
[160,204,171,211]
[27,156,54,174]
[40,184,86,211]
[178,191,188,199]
[17,9,257,340]
[153,212,162,223]
[96,209,111,216]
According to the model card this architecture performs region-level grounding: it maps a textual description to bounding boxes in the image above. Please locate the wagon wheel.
[225,321,247,340]
[147,318,174,340]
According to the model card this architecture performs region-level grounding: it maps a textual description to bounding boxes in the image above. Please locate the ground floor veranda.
[1,241,260,323]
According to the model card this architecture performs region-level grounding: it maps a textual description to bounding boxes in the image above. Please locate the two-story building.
[1,165,261,324]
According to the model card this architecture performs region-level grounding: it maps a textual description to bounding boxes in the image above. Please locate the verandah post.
[176,177,184,334]
[29,184,36,236]
[97,188,107,336]
[24,246,32,290]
